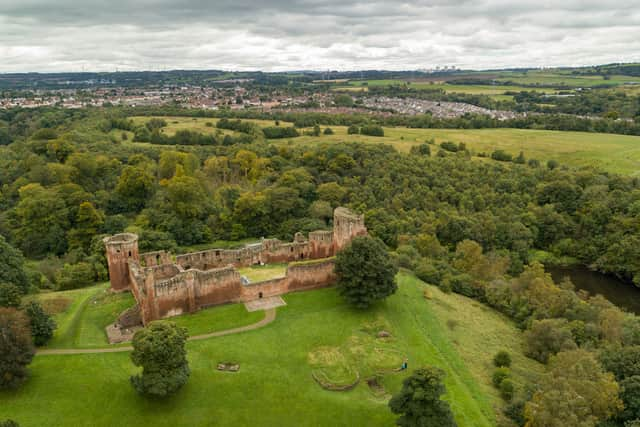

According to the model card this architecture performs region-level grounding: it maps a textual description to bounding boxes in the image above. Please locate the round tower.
[103,233,139,292]
[333,207,367,251]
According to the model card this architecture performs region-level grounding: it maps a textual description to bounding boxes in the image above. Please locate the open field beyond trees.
[0,273,540,427]
[128,116,640,175]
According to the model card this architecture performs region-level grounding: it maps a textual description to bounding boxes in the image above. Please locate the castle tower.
[333,207,367,252]
[103,233,139,292]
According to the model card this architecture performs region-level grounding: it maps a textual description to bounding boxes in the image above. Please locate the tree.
[347,124,360,135]
[334,235,398,309]
[389,367,457,427]
[0,308,35,389]
[24,301,56,346]
[523,318,576,363]
[0,284,22,308]
[525,349,622,427]
[619,375,640,422]
[0,236,28,293]
[114,166,155,212]
[130,321,190,397]
[67,201,105,251]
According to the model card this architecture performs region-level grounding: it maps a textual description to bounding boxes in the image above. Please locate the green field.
[336,79,554,98]
[127,116,640,175]
[0,273,539,426]
[494,71,640,88]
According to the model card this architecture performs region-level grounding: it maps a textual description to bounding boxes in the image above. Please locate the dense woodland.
[4,107,640,424]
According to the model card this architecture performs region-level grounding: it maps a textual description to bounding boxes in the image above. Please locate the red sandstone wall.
[194,268,243,308]
[286,260,336,292]
[241,277,289,301]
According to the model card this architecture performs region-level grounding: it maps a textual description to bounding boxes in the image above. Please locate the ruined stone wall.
[175,246,262,270]
[285,259,336,292]
[140,250,172,267]
[309,231,335,259]
[194,267,243,308]
[241,277,289,301]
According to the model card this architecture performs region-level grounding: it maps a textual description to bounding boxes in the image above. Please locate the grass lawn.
[237,264,287,282]
[0,273,540,426]
[34,283,264,348]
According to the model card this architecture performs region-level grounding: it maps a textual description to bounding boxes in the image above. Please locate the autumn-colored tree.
[525,349,622,427]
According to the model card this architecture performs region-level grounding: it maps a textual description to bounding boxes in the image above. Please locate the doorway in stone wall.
[259,292,263,299]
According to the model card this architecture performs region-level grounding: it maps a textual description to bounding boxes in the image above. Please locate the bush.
[504,400,526,426]
[323,127,334,135]
[493,350,512,368]
[415,261,442,284]
[360,124,384,137]
[492,367,510,387]
[491,150,513,162]
[499,378,515,401]
[347,124,360,135]
[440,141,459,152]
[410,143,431,156]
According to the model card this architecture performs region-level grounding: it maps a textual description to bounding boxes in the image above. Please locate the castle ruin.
[103,207,366,325]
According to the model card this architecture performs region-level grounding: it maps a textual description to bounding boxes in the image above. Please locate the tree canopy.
[334,235,398,308]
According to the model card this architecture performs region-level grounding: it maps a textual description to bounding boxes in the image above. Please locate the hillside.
[0,273,540,426]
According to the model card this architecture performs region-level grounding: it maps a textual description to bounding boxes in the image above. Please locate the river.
[547,265,640,314]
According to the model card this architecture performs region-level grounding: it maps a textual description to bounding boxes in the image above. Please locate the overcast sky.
[1,0,639,72]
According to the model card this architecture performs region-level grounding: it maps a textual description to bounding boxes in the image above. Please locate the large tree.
[334,235,398,309]
[0,308,35,389]
[525,349,622,427]
[389,367,457,427]
[130,321,190,397]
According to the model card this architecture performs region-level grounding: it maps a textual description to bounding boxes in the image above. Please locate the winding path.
[36,308,277,356]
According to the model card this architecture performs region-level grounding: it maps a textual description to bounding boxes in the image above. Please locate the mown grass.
[0,272,542,427]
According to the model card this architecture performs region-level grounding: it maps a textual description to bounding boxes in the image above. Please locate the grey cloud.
[0,0,639,72]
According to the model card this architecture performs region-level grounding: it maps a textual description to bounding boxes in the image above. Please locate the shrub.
[360,124,384,137]
[500,378,515,401]
[410,143,431,156]
[440,141,459,152]
[323,127,334,135]
[492,367,510,387]
[415,261,442,284]
[347,124,360,135]
[504,400,526,426]
[491,150,513,162]
[493,350,512,368]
